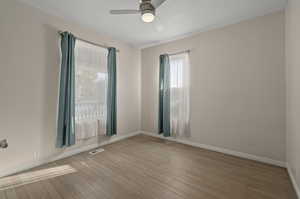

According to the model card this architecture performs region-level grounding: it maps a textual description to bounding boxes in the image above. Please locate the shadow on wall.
[39,24,62,160]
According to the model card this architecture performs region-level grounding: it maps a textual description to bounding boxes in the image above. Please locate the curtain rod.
[168,49,190,56]
[58,31,120,52]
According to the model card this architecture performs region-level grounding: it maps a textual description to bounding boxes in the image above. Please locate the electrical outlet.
[0,139,8,149]
[34,152,39,160]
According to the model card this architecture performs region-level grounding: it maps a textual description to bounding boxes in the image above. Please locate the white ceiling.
[19,0,287,48]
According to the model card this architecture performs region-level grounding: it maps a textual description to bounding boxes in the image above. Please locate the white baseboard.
[0,131,289,179]
[50,131,141,162]
[141,131,286,168]
[287,164,300,199]
[0,131,140,178]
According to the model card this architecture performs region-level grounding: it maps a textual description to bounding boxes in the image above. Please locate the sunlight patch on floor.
[0,165,77,190]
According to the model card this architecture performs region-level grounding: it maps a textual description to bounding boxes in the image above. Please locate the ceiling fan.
[110,0,167,23]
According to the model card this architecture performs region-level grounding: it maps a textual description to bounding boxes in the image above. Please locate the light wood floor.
[0,135,297,199]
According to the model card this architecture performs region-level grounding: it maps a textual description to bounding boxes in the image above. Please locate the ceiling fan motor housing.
[140,0,155,15]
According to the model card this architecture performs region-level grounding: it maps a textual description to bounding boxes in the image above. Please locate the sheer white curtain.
[74,40,108,140]
[169,53,190,137]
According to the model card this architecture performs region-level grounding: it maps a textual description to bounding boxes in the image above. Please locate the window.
[169,53,190,137]
[170,56,184,88]
[74,40,108,140]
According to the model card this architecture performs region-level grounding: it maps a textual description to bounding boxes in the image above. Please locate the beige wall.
[286,0,300,193]
[141,11,286,162]
[0,0,140,176]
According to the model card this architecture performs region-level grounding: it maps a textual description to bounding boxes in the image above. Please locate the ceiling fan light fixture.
[110,0,166,23]
[141,10,155,23]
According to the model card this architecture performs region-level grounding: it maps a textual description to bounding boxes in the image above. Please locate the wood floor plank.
[24,182,51,199]
[40,181,63,199]
[14,186,30,199]
[0,190,6,199]
[4,189,18,199]
[0,135,297,199]
[48,177,77,199]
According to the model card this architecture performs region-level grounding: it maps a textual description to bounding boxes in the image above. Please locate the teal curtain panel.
[57,32,76,148]
[159,54,171,137]
[106,47,117,136]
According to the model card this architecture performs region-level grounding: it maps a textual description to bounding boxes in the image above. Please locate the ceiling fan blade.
[151,0,167,8]
[110,10,140,15]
